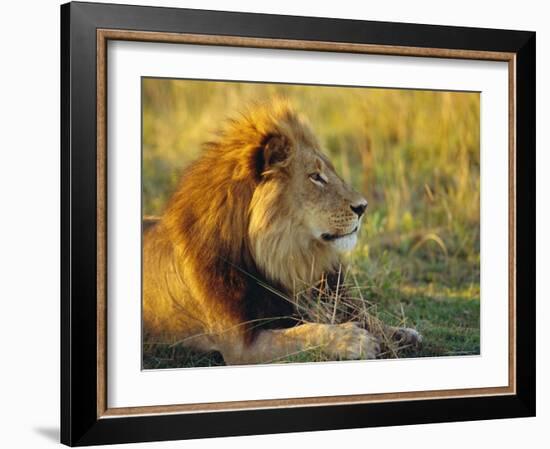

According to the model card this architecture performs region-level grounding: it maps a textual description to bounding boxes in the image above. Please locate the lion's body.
[143,101,384,364]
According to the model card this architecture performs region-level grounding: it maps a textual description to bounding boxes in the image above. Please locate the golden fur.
[143,101,381,364]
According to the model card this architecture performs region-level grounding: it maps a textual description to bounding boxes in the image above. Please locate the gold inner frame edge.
[96,28,517,418]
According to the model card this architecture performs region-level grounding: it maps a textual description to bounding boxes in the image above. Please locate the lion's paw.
[392,327,423,348]
[325,323,380,360]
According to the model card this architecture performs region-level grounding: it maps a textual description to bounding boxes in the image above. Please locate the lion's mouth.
[321,226,358,242]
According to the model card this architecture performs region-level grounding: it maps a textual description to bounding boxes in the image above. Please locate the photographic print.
[62,4,535,443]
[141,79,481,369]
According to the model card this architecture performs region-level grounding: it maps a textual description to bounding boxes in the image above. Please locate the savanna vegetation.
[142,79,480,368]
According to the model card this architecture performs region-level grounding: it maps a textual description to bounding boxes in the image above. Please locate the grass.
[142,79,480,368]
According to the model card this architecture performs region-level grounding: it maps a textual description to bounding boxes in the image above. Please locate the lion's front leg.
[221,322,380,365]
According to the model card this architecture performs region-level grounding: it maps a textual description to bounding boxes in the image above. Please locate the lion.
[143,100,421,365]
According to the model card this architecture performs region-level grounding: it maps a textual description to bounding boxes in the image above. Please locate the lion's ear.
[261,133,292,173]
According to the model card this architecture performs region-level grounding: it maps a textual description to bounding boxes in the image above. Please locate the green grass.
[141,79,480,368]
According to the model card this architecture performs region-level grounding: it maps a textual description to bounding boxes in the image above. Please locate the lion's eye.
[309,172,327,186]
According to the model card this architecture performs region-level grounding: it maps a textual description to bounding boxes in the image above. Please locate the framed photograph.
[61,1,535,446]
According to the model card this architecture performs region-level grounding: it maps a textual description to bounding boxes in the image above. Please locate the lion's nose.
[350,202,368,218]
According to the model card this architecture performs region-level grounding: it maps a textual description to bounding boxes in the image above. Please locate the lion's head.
[246,101,368,290]
[162,100,367,295]
[281,134,367,253]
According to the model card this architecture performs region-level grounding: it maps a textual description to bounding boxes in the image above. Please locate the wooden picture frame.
[61,1,535,446]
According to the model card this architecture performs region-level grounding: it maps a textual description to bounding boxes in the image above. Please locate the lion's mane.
[143,101,341,344]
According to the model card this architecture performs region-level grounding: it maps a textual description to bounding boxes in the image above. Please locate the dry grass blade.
[410,232,449,258]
